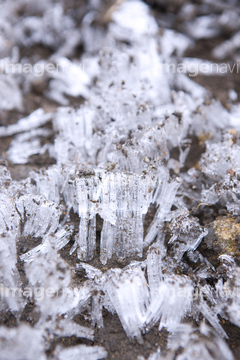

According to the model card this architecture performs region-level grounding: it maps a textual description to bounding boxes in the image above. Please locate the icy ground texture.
[1,0,240,359]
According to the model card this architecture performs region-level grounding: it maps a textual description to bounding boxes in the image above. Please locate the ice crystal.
[54,344,108,360]
[46,58,91,105]
[168,214,208,259]
[16,195,60,237]
[0,75,22,111]
[215,267,240,328]
[167,323,234,360]
[0,325,46,360]
[144,274,193,333]
[7,128,51,164]
[0,233,26,314]
[106,265,149,342]
[0,109,52,137]
[52,319,94,341]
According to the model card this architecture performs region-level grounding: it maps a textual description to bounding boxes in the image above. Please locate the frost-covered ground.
[1,0,240,359]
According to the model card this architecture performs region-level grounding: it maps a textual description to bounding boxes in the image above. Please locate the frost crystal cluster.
[1,0,240,359]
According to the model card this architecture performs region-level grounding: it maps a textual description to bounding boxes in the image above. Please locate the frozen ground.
[1,0,240,359]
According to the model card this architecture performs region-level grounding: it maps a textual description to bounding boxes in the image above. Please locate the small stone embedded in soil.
[202,216,240,260]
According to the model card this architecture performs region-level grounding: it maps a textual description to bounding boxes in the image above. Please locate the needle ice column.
[100,172,154,264]
[106,265,149,343]
[75,171,154,262]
